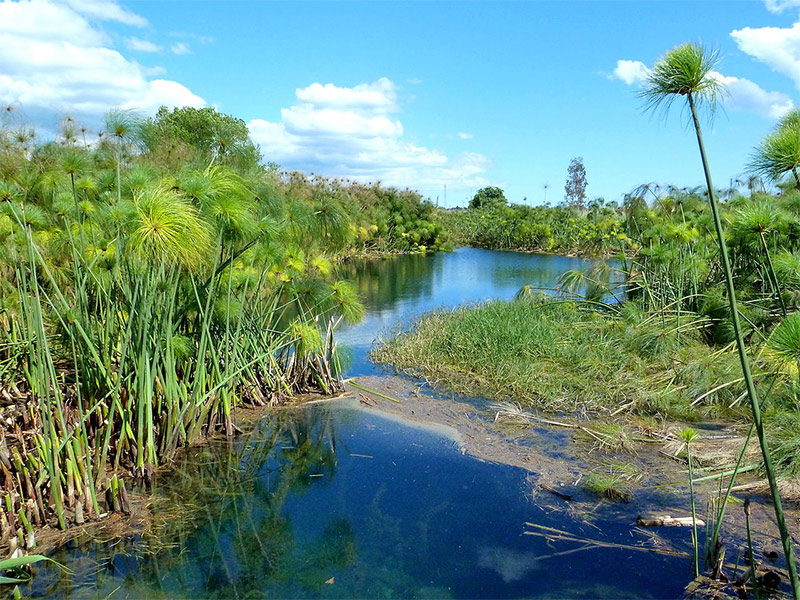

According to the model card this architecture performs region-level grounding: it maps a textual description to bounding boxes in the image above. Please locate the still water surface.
[336,247,621,376]
[23,249,688,599]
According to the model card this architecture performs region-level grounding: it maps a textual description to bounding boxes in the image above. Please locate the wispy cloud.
[64,0,147,26]
[763,0,800,13]
[168,31,214,45]
[170,42,192,55]
[126,37,162,52]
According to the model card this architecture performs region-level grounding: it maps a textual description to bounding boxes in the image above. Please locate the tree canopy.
[141,106,262,172]
[564,157,587,209]
[469,186,507,209]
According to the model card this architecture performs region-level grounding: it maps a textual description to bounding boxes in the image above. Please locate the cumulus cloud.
[0,0,205,127]
[610,60,650,85]
[248,79,489,193]
[610,57,793,118]
[458,132,473,140]
[732,21,800,88]
[296,78,398,113]
[126,37,162,52]
[711,72,794,118]
[170,42,192,55]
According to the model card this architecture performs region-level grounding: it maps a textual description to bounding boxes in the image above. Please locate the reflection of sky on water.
[26,403,690,599]
[336,247,620,375]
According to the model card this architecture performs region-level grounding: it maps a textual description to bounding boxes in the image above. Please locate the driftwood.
[539,483,573,501]
[637,513,705,527]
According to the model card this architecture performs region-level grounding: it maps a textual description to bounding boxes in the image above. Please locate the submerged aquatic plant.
[641,42,800,598]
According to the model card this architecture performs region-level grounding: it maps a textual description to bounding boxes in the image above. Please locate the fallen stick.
[539,483,573,501]
[637,513,706,527]
[522,527,691,559]
[346,380,401,404]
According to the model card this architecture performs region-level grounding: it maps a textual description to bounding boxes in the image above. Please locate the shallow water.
[21,249,694,599]
[25,402,689,599]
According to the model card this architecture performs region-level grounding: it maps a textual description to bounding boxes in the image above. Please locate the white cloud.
[295,78,398,113]
[1,0,108,46]
[458,132,473,140]
[248,79,489,193]
[732,22,800,88]
[64,0,147,26]
[126,37,162,52]
[763,0,800,13]
[711,71,794,118]
[0,0,205,127]
[170,42,192,55]
[611,57,792,118]
[610,60,650,85]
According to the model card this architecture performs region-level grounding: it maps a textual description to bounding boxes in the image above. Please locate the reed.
[0,110,371,547]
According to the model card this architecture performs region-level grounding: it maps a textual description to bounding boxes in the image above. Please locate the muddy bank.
[342,375,800,562]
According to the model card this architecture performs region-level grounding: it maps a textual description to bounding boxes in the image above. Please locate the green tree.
[141,106,261,171]
[642,41,800,598]
[469,186,507,209]
[564,156,587,209]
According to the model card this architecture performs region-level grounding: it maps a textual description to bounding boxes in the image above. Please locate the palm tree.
[642,42,800,597]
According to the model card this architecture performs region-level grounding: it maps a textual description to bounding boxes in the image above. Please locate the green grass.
[373,297,750,419]
[580,472,633,502]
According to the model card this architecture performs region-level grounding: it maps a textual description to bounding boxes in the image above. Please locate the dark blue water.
[24,402,688,599]
[337,247,619,376]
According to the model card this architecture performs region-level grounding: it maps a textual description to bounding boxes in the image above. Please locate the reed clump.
[373,296,751,419]
[0,105,455,549]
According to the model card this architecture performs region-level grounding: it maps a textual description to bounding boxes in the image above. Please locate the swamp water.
[21,249,691,599]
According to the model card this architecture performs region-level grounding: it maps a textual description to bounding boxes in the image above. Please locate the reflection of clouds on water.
[477,546,542,583]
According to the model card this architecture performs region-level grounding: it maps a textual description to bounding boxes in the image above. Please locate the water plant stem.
[689,91,800,598]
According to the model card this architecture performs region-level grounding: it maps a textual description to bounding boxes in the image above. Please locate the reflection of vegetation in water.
[337,254,441,311]
[24,407,358,598]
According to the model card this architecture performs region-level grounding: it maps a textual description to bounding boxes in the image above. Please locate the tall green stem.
[759,231,787,317]
[688,92,800,598]
[687,440,699,578]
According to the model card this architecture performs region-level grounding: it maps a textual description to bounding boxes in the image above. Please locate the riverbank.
[12,372,800,597]
[371,296,800,485]
[371,296,747,419]
[343,375,800,596]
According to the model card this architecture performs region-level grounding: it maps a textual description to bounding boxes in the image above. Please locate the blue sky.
[3,0,800,206]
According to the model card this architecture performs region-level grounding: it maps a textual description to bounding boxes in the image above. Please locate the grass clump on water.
[373,296,742,419]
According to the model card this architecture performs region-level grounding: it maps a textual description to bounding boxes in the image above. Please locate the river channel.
[21,248,693,599]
